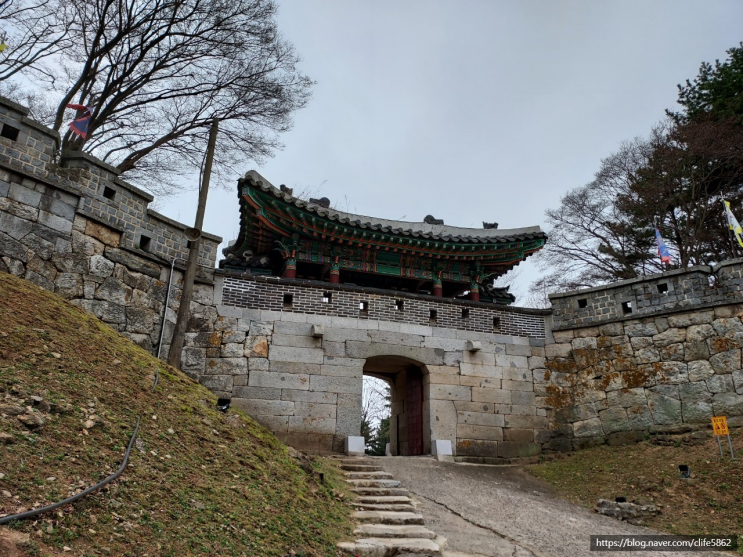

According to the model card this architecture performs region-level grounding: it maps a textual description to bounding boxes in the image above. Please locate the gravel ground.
[374,456,728,557]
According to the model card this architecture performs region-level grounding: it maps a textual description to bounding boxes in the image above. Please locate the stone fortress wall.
[543,265,743,451]
[0,95,221,354]
[0,94,741,459]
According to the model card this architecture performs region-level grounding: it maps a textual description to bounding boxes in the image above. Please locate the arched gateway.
[202,170,550,459]
[364,356,429,456]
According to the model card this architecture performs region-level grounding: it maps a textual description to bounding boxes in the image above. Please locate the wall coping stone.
[215,269,552,317]
[148,209,222,242]
[548,265,713,300]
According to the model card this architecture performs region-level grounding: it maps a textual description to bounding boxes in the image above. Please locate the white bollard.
[345,436,365,456]
[431,439,453,461]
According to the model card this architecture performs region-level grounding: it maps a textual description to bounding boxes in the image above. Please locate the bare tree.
[4,0,312,195]
[0,0,70,83]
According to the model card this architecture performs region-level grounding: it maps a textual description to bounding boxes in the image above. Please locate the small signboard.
[711,416,729,436]
[711,416,734,460]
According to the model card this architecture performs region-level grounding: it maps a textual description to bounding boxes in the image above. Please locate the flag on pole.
[723,200,743,248]
[655,227,672,264]
[66,104,94,139]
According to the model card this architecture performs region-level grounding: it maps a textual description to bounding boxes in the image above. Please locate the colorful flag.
[66,104,94,139]
[724,200,743,248]
[655,227,672,264]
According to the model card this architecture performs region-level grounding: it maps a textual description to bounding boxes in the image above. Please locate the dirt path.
[376,456,727,557]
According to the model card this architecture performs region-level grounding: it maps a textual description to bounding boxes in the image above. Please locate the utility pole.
[168,118,219,370]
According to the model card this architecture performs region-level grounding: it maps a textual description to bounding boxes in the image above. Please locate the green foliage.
[670,43,743,124]
[366,417,390,456]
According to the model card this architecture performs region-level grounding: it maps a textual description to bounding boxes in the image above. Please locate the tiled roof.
[242,171,546,244]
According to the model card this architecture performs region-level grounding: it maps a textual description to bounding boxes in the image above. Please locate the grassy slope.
[0,272,353,556]
[529,432,742,540]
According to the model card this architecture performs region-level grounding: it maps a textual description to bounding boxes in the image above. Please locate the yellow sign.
[711,416,729,436]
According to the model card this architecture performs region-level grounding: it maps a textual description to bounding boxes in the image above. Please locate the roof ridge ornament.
[424,215,444,225]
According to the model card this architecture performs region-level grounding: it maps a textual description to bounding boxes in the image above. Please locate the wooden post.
[167,118,219,370]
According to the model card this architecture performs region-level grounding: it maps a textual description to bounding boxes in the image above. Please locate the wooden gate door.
[406,366,424,456]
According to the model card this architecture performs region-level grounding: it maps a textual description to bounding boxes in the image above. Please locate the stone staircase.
[337,457,482,557]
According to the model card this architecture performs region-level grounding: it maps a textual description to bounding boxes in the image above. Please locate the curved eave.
[239,172,547,244]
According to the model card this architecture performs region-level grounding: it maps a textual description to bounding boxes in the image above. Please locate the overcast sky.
[160,0,743,304]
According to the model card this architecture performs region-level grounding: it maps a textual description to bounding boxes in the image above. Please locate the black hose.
[0,419,140,525]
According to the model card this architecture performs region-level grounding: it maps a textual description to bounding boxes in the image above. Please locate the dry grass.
[529,431,743,544]
[0,272,354,556]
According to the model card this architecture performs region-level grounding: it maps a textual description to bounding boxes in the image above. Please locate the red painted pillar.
[432,276,443,297]
[469,281,480,302]
[283,257,297,279]
[329,258,340,284]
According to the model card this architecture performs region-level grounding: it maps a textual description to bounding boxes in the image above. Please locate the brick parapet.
[548,264,743,331]
[218,272,548,339]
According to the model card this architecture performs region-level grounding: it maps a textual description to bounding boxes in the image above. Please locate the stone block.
[336,393,362,438]
[653,328,686,347]
[269,360,320,374]
[345,341,444,365]
[502,428,535,443]
[426,372,459,385]
[503,368,531,382]
[598,407,629,434]
[498,441,540,459]
[281,390,336,404]
[247,357,269,371]
[707,374,734,394]
[607,388,647,408]
[248,321,274,336]
[204,358,248,375]
[268,345,324,364]
[659,343,684,362]
[244,335,269,358]
[345,436,365,456]
[682,401,713,423]
[457,439,498,457]
[95,277,132,304]
[457,424,503,441]
[429,384,471,401]
[288,416,336,434]
[320,364,362,378]
[216,304,243,318]
[647,391,682,424]
[573,417,604,438]
[459,376,499,389]
[232,398,294,416]
[684,341,710,362]
[712,318,743,335]
[104,247,160,277]
[687,324,715,342]
[323,341,346,357]
[198,375,233,394]
[429,399,457,444]
[462,349,494,365]
[274,321,313,336]
[505,343,532,356]
[626,405,653,430]
[496,354,529,368]
[511,390,536,406]
[686,360,714,382]
[272,333,322,348]
[471,387,510,404]
[294,402,336,418]
[552,330,574,343]
[249,371,309,390]
[667,311,714,328]
[222,330,246,344]
[322,328,370,342]
[711,392,743,416]
[423,336,468,350]
[678,381,711,402]
[233,386,281,400]
[709,349,741,374]
[368,330,424,347]
[625,323,658,337]
[125,306,158,334]
[252,414,289,432]
[457,411,504,427]
[504,414,548,429]
[545,343,572,358]
[84,220,120,247]
[606,431,644,446]
[54,273,83,299]
[431,439,453,456]
[309,375,362,394]
[459,362,502,379]
[8,182,41,207]
[501,380,533,392]
[453,401,492,413]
